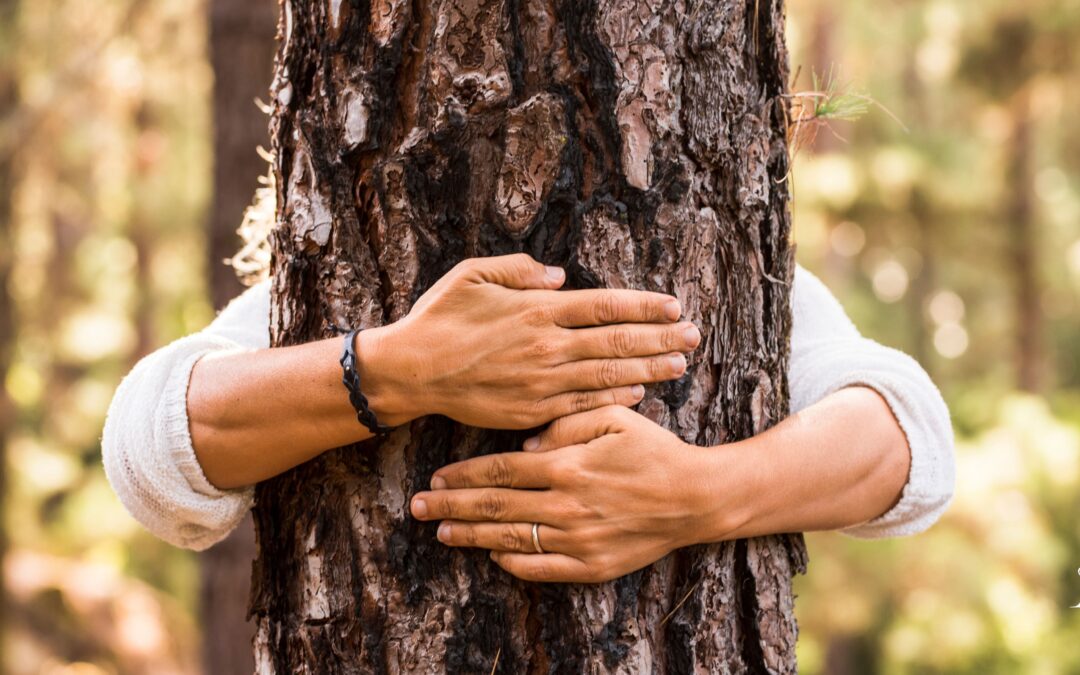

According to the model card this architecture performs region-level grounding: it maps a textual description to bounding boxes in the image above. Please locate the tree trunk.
[1007,90,1042,393]
[201,1,277,673]
[0,0,20,661]
[251,1,806,672]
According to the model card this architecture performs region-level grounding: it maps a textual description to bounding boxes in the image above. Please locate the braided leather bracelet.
[340,328,393,437]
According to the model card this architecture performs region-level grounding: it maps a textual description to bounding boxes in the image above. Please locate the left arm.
[410,393,908,583]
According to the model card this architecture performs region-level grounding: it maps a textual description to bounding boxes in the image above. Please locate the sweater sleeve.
[788,265,955,539]
[101,280,271,551]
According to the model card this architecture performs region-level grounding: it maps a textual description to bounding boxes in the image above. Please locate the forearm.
[698,386,911,541]
[188,327,421,489]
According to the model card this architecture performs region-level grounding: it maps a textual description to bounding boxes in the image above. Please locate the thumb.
[464,253,566,290]
[523,405,627,452]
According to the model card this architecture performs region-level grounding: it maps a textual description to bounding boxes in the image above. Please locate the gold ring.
[531,523,546,554]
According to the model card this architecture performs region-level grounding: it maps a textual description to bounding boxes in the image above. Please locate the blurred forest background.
[0,0,1078,673]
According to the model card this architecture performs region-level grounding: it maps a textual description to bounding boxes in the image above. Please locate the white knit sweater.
[101,265,955,551]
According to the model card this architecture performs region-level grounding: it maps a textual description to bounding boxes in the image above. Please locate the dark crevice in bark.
[735,538,769,674]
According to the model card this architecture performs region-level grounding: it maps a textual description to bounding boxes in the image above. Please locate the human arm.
[188,254,699,489]
[409,264,956,582]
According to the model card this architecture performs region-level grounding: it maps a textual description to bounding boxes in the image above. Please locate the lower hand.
[363,254,701,429]
[409,405,738,583]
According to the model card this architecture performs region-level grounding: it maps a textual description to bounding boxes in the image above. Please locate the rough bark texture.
[201,1,278,673]
[251,1,806,672]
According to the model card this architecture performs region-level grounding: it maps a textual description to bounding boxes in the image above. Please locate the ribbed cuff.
[159,343,253,499]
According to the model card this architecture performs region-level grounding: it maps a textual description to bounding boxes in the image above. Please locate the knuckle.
[602,403,627,423]
[530,401,553,426]
[526,338,557,361]
[486,456,514,487]
[479,491,506,520]
[637,297,654,321]
[610,327,637,357]
[463,525,480,547]
[648,356,668,379]
[548,456,577,485]
[662,326,681,351]
[500,524,523,551]
[558,497,589,523]
[453,258,477,275]
[611,402,632,418]
[570,390,594,414]
[509,252,535,269]
[520,399,550,428]
[594,294,622,324]
[526,303,555,328]
[598,360,622,388]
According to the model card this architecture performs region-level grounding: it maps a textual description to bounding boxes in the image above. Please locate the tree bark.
[201,1,277,674]
[251,1,806,672]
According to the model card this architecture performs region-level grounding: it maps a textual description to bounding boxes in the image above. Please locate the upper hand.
[368,254,701,429]
[409,405,737,583]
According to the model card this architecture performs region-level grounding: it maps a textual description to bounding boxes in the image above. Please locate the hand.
[409,405,740,583]
[363,254,701,429]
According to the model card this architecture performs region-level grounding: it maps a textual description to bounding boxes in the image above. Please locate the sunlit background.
[1,0,1079,673]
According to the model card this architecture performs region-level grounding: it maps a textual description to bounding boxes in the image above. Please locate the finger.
[562,321,701,360]
[431,452,555,490]
[552,289,681,327]
[490,551,598,583]
[551,353,687,392]
[535,386,644,427]
[523,405,629,452]
[437,521,569,554]
[457,253,565,290]
[411,488,548,523]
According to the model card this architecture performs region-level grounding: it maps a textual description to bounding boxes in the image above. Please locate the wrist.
[352,323,427,427]
[687,439,764,544]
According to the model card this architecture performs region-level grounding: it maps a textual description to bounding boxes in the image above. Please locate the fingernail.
[683,324,701,348]
[430,475,447,490]
[669,354,686,373]
[545,266,565,283]
[437,522,451,542]
[631,384,645,399]
[412,498,428,518]
[523,436,540,451]
[664,299,682,321]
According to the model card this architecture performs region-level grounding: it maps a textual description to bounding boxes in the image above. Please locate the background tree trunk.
[0,0,20,661]
[1007,90,1042,393]
[201,0,276,673]
[251,1,806,672]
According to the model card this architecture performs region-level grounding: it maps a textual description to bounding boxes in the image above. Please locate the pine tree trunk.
[201,2,277,673]
[251,1,806,672]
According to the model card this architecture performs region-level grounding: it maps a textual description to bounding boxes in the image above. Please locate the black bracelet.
[340,328,393,437]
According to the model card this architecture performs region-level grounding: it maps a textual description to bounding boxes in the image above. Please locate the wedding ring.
[531,523,546,554]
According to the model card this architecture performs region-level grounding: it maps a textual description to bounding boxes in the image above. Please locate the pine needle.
[782,65,907,165]
[660,581,701,626]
